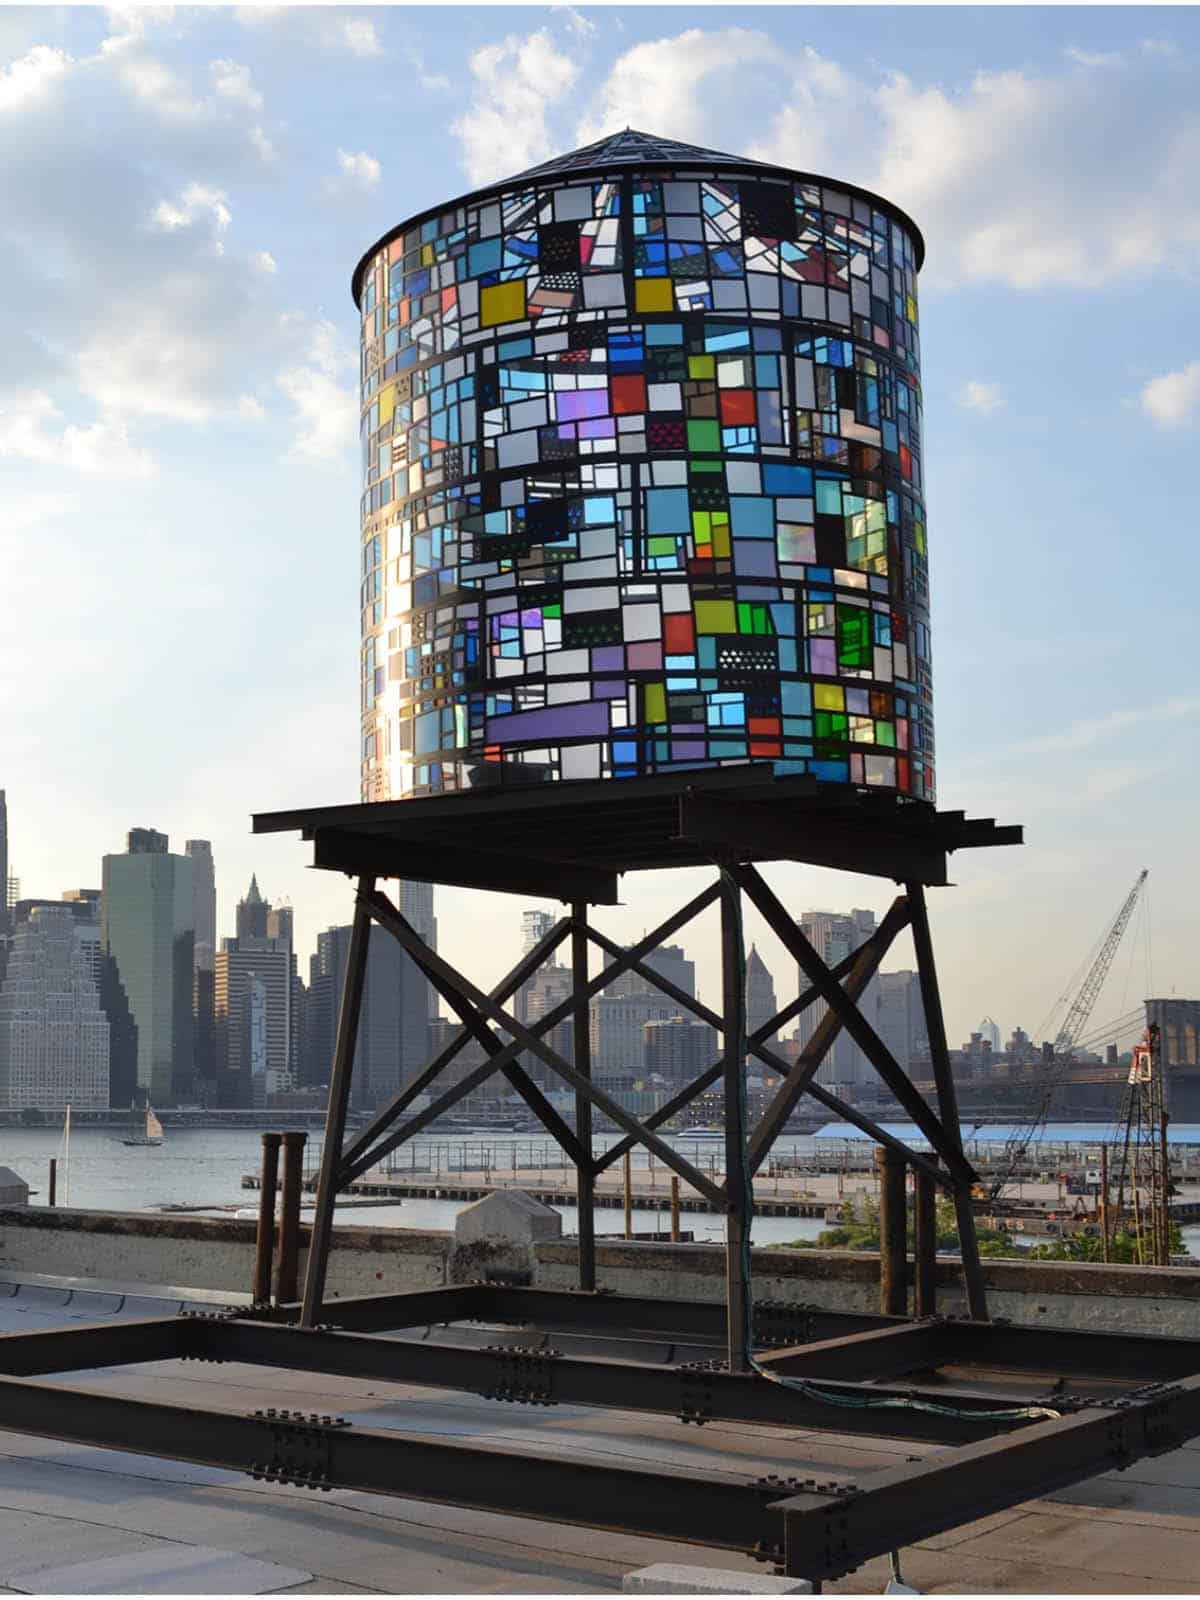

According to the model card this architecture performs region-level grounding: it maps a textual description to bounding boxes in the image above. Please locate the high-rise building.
[266,900,301,1081]
[795,909,879,1089]
[306,923,406,1108]
[101,829,194,1106]
[877,970,926,1074]
[745,945,778,1055]
[214,933,292,1107]
[592,990,677,1084]
[185,842,216,1092]
[0,904,109,1110]
[397,880,436,1084]
[517,961,575,1087]
[607,943,696,1001]
[236,874,269,941]
[644,1016,717,1087]
[521,908,558,958]
[0,790,8,941]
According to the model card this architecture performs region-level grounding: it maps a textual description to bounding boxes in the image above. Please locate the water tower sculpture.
[257,131,1021,1350]
[352,130,933,807]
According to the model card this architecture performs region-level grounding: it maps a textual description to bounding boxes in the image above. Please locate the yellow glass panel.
[711,518,731,559]
[644,682,667,723]
[480,280,527,327]
[814,684,845,711]
[692,511,711,538]
[688,355,715,379]
[636,277,675,313]
[377,384,395,427]
[422,243,434,266]
[694,599,736,634]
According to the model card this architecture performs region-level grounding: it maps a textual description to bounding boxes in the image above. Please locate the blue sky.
[2,5,1197,1048]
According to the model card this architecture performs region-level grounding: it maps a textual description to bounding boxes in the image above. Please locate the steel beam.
[340,915,571,1176]
[0,1373,780,1556]
[364,886,726,1208]
[312,825,619,904]
[571,903,596,1291]
[753,1322,951,1382]
[778,1375,1200,1582]
[747,897,910,1176]
[908,881,989,1320]
[301,877,373,1328]
[732,865,976,1190]
[206,1320,1019,1444]
[0,1317,192,1375]
[721,872,751,1373]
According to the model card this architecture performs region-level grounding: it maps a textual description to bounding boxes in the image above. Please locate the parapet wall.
[0,1207,1197,1337]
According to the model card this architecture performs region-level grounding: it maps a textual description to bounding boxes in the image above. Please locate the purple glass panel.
[486,701,611,745]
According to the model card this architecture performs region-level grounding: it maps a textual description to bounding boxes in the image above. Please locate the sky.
[2,3,1197,1049]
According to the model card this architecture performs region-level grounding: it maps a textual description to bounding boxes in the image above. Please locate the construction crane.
[987,868,1148,1201]
[1108,1022,1172,1265]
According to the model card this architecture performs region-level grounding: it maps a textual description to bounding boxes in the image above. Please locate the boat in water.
[123,1104,164,1147]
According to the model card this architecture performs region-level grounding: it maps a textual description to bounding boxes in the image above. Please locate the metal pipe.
[275,1131,307,1306]
[914,1169,936,1318]
[571,902,596,1290]
[877,1147,907,1317]
[671,1175,681,1242]
[1100,1143,1110,1263]
[47,1158,56,1209]
[624,1151,633,1239]
[300,878,374,1327]
[253,1133,282,1306]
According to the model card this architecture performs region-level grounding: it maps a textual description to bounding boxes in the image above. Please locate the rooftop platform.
[2,1275,1199,1596]
[253,769,1022,902]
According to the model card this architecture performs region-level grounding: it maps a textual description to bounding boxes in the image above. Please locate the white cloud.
[251,249,277,275]
[1014,698,1200,756]
[0,389,155,478]
[249,123,277,163]
[209,57,263,112]
[451,30,579,186]
[1140,38,1180,58]
[0,44,73,113]
[151,181,231,234]
[1065,46,1125,68]
[324,147,382,197]
[339,17,382,58]
[1140,361,1200,428]
[406,49,450,93]
[554,6,598,38]
[275,316,357,464]
[956,380,1005,415]
[236,393,267,421]
[577,28,776,148]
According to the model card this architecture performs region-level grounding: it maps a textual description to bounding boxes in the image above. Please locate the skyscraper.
[745,945,778,1058]
[214,876,295,1107]
[185,842,216,1092]
[644,1016,717,1088]
[877,971,927,1074]
[0,791,8,941]
[521,908,558,957]
[236,874,269,940]
[306,923,405,1107]
[795,909,879,1089]
[397,880,436,1084]
[0,904,109,1111]
[101,829,194,1106]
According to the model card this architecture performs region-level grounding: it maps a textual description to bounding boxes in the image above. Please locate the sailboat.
[123,1103,164,1147]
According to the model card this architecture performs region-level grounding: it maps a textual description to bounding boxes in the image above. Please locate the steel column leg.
[877,1146,907,1317]
[301,878,373,1327]
[908,882,988,1321]
[720,871,751,1373]
[571,902,596,1291]
[914,1168,937,1318]
[253,1132,281,1306]
[275,1130,307,1306]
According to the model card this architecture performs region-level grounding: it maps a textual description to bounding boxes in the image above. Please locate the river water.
[4,1125,1196,1255]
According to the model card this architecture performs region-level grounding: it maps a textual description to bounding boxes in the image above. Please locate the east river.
[3,1124,1197,1255]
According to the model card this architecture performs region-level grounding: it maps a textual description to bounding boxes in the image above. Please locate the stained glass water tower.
[353,130,932,807]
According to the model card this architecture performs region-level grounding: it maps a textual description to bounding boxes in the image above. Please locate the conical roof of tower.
[503,127,779,185]
[244,874,264,905]
[352,126,924,305]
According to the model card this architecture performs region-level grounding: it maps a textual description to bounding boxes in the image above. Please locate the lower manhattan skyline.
[2,5,1195,1046]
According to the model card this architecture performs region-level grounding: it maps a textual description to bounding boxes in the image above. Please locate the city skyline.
[2,7,1195,1044]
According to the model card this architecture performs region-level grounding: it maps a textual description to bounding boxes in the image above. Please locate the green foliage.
[778,1193,1187,1261]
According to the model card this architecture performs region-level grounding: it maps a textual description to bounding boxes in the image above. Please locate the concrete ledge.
[623,1564,811,1594]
